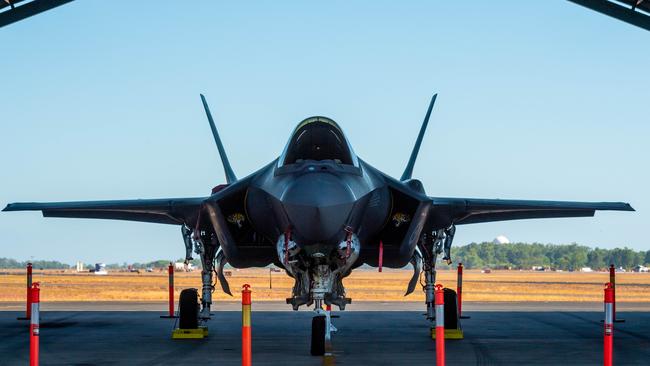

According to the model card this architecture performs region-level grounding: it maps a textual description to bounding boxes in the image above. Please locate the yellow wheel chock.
[172,326,208,339]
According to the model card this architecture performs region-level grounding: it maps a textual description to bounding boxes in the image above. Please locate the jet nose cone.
[282,173,355,243]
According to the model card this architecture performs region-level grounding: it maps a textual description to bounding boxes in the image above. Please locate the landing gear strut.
[189,228,218,321]
[421,228,462,336]
[198,234,218,320]
[422,229,444,321]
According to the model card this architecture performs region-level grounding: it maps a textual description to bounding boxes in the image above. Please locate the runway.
[1,303,649,365]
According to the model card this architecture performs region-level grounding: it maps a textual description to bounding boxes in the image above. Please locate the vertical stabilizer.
[200,94,237,184]
[400,93,437,181]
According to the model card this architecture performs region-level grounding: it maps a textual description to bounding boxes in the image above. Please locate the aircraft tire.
[179,288,199,329]
[443,288,458,330]
[311,314,326,356]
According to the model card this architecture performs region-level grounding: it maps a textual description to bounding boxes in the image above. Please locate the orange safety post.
[435,284,445,366]
[242,284,252,366]
[168,263,174,316]
[160,263,177,318]
[457,263,470,320]
[18,263,33,320]
[378,241,384,272]
[30,282,40,366]
[610,264,616,321]
[604,283,614,366]
[457,263,463,317]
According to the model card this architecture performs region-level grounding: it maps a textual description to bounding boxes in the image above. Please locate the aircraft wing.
[429,197,634,226]
[2,197,208,225]
[2,171,256,226]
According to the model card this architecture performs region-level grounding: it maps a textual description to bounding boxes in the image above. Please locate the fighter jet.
[3,93,634,355]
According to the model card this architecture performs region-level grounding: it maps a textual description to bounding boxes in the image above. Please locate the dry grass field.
[1,268,649,302]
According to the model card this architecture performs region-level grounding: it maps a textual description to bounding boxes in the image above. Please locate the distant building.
[492,235,510,244]
[175,262,195,272]
[75,261,85,272]
[580,267,593,272]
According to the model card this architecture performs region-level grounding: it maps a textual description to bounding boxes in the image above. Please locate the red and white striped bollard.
[30,282,40,366]
[604,282,614,366]
[242,284,252,366]
[609,265,616,321]
[435,284,445,366]
[608,264,624,322]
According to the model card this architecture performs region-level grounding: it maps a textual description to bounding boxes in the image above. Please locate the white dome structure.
[492,235,510,244]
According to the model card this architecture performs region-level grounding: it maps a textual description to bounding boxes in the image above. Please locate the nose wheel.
[311,314,326,356]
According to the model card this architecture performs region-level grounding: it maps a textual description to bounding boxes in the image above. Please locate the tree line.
[2,243,648,271]
[0,258,70,269]
[0,258,202,270]
[445,242,649,270]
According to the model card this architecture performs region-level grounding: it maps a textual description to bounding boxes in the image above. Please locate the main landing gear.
[420,227,462,338]
[179,226,221,329]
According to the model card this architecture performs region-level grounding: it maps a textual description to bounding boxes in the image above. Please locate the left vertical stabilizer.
[200,94,237,184]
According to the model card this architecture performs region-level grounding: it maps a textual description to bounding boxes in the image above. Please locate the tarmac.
[1,302,649,365]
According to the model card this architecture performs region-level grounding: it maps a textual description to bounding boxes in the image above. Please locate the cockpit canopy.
[279,117,358,167]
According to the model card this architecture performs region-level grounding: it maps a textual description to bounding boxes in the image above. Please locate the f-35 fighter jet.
[3,93,633,355]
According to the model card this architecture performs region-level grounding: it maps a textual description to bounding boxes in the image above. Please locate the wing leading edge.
[2,197,208,225]
[2,173,255,225]
[429,197,634,226]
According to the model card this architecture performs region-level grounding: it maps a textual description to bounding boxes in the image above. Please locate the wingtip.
[612,202,635,212]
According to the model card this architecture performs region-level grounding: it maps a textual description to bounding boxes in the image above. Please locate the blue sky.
[1,1,648,263]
